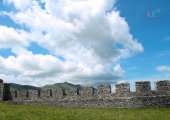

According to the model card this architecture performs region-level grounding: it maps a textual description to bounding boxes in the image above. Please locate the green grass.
[0,102,170,120]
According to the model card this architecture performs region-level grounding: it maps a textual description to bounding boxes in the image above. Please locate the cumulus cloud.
[0,26,30,54]
[156,66,170,72]
[156,66,170,79]
[3,0,32,11]
[0,0,143,86]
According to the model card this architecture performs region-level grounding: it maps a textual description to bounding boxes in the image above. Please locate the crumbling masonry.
[0,79,170,108]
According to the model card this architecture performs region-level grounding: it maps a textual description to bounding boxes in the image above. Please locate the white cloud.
[0,26,30,54]
[0,0,143,86]
[0,51,123,86]
[156,66,170,79]
[156,66,170,72]
[3,0,32,11]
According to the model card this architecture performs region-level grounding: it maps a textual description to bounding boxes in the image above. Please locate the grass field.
[0,102,170,120]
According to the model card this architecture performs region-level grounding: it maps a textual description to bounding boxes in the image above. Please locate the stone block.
[116,83,130,97]
[136,81,151,96]
[98,85,111,94]
[65,88,79,96]
[81,86,94,96]
[155,80,170,95]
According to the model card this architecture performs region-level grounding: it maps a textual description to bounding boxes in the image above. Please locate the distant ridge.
[9,82,82,90]
[9,83,40,90]
[43,82,82,90]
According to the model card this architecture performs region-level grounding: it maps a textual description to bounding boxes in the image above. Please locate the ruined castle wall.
[116,83,131,97]
[98,85,111,94]
[40,88,55,100]
[135,81,151,96]
[10,89,19,100]
[27,90,39,100]
[13,90,36,100]
[65,88,80,97]
[37,88,65,101]
[155,80,170,95]
[2,80,170,108]
[80,86,95,99]
[12,96,170,108]
[10,88,73,101]
[3,83,13,101]
[18,90,28,100]
[0,79,3,100]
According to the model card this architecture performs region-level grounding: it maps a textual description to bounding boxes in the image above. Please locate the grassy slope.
[9,83,40,90]
[43,82,82,90]
[0,102,170,120]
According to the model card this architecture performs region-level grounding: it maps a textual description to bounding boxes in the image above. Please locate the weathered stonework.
[0,79,3,100]
[3,83,12,101]
[136,81,151,96]
[116,83,131,97]
[98,85,111,94]
[155,80,170,95]
[80,86,95,97]
[0,79,170,108]
[65,88,79,96]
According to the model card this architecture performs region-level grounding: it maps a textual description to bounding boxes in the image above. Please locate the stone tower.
[98,85,111,94]
[81,86,94,97]
[116,83,130,97]
[0,79,4,100]
[136,81,151,95]
[3,83,12,101]
[155,80,170,94]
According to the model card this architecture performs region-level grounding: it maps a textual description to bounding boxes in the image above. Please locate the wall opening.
[63,89,66,96]
[26,91,29,98]
[14,91,18,97]
[50,90,53,97]
[77,88,79,95]
[92,88,95,94]
[38,90,41,97]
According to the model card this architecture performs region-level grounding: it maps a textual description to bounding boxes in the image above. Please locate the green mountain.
[43,82,82,90]
[8,82,82,91]
[9,83,40,90]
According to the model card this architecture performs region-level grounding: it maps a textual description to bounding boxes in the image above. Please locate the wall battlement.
[136,81,151,96]
[0,79,3,100]
[0,79,170,108]
[155,80,170,94]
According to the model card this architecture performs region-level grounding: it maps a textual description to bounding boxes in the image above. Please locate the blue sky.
[115,0,170,89]
[0,0,169,89]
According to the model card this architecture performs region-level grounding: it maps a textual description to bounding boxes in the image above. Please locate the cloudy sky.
[0,0,169,88]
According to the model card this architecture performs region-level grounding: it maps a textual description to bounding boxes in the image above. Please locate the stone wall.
[136,81,151,96]
[98,85,111,94]
[0,79,170,108]
[116,83,131,97]
[12,96,170,108]
[155,80,170,95]
[65,88,79,96]
[3,83,13,101]
[0,79,3,100]
[80,86,95,97]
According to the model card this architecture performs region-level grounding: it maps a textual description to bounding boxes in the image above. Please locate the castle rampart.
[0,79,170,108]
[136,81,151,96]
[155,80,170,95]
[80,86,95,97]
[116,83,130,97]
[0,79,3,100]
[98,85,111,94]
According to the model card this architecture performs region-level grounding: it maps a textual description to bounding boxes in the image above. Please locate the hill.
[9,83,40,90]
[43,82,82,90]
[8,82,83,90]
